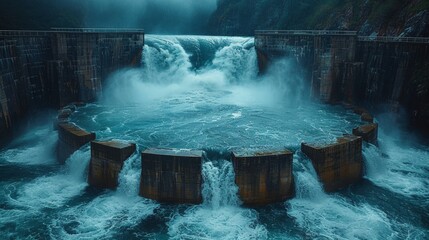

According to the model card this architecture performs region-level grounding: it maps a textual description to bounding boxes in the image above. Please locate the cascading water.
[168,158,267,239]
[0,35,428,239]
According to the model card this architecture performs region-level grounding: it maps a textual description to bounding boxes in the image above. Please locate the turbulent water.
[0,35,428,239]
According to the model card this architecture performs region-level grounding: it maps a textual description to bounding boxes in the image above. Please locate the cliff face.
[208,0,429,37]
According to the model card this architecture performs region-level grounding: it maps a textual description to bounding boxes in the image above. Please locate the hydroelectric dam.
[0,29,428,239]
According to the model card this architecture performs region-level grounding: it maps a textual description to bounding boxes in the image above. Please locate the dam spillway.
[0,34,428,239]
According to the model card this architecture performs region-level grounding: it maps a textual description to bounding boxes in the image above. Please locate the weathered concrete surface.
[57,122,95,163]
[255,32,356,101]
[255,31,429,135]
[232,150,294,205]
[0,30,144,145]
[50,31,145,106]
[88,141,136,189]
[352,107,374,123]
[301,135,363,192]
[140,148,203,204]
[353,123,378,145]
[0,35,52,143]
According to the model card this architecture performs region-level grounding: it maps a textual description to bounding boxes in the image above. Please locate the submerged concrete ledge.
[301,135,363,192]
[88,141,136,189]
[57,122,96,164]
[232,150,295,205]
[353,107,374,123]
[139,148,203,204]
[353,123,378,145]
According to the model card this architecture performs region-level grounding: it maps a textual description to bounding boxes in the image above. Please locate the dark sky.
[83,0,218,34]
[0,0,218,34]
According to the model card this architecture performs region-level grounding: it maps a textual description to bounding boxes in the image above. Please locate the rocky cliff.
[208,0,429,37]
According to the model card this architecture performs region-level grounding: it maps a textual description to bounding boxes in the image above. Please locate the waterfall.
[202,159,240,208]
[167,156,268,240]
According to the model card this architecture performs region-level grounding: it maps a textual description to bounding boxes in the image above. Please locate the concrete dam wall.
[0,29,397,206]
[255,30,429,134]
[0,29,144,142]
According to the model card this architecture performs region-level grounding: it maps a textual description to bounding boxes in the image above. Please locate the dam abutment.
[0,29,145,141]
[255,30,429,135]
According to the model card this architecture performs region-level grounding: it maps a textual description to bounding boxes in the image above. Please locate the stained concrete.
[232,150,295,205]
[57,122,95,164]
[353,123,378,145]
[88,141,136,189]
[139,148,203,204]
[301,135,363,192]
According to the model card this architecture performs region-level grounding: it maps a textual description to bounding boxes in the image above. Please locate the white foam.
[11,147,90,210]
[49,193,157,239]
[231,111,242,119]
[49,147,159,239]
[0,126,57,165]
[364,131,429,199]
[167,160,268,240]
[287,159,395,240]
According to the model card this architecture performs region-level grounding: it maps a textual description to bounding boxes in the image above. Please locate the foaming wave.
[168,205,267,240]
[167,160,267,240]
[49,194,157,240]
[364,131,429,199]
[0,125,57,165]
[103,36,253,107]
[10,147,90,210]
[49,148,159,239]
[287,158,396,240]
[103,35,306,112]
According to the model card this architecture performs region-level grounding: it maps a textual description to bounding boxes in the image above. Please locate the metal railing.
[255,30,357,36]
[255,30,429,44]
[358,36,429,44]
[0,30,51,37]
[51,28,144,33]
[0,28,144,37]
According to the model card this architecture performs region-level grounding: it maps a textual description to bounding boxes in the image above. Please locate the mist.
[83,0,217,34]
[102,36,307,109]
